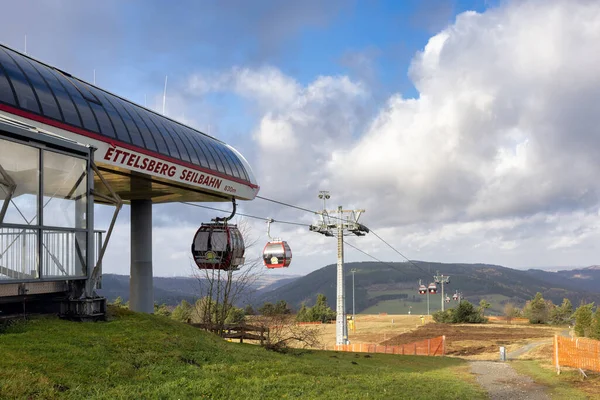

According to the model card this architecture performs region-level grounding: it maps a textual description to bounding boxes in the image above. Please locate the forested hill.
[253,261,600,315]
[98,273,300,306]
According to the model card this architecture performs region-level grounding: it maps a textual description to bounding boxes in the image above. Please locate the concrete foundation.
[129,199,154,313]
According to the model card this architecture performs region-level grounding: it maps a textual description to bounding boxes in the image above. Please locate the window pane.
[42,150,87,229]
[121,103,158,151]
[109,98,146,148]
[203,140,228,174]
[137,112,169,154]
[218,145,243,178]
[147,114,181,159]
[0,65,16,105]
[29,63,82,127]
[175,129,201,165]
[0,228,38,280]
[194,231,209,250]
[88,88,131,143]
[48,69,99,133]
[0,48,40,113]
[9,52,62,120]
[88,101,116,138]
[158,120,191,162]
[0,138,39,225]
[41,230,86,278]
[66,79,116,138]
[183,127,215,169]
[211,231,228,251]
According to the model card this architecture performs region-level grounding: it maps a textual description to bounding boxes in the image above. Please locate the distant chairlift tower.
[310,191,369,345]
[434,271,451,311]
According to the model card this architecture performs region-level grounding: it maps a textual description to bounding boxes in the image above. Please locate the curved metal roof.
[0,44,257,189]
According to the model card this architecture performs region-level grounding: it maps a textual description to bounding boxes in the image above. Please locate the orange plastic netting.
[335,336,445,356]
[554,335,600,372]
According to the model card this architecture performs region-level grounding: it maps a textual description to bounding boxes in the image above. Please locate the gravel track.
[470,361,549,400]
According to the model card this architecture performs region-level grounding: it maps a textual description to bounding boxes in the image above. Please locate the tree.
[550,298,573,325]
[432,309,453,323]
[243,304,255,316]
[590,308,600,340]
[296,304,309,321]
[503,303,520,324]
[190,219,263,335]
[478,299,491,317]
[171,300,193,322]
[154,303,171,317]
[523,292,549,324]
[258,302,277,316]
[574,303,594,337]
[255,313,322,353]
[432,301,485,324]
[453,300,486,323]
[274,300,292,315]
[112,296,125,308]
[225,307,245,324]
[296,294,336,323]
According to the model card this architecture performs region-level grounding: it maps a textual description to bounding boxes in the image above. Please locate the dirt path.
[470,361,550,400]
[507,328,570,360]
[507,339,551,360]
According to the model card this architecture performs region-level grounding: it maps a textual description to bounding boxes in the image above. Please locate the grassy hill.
[0,308,485,399]
[255,261,600,315]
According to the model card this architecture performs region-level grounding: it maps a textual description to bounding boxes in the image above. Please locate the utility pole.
[427,281,430,315]
[310,191,368,345]
[434,271,450,311]
[351,268,357,321]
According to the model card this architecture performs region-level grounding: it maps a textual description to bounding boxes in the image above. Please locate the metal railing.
[0,227,104,281]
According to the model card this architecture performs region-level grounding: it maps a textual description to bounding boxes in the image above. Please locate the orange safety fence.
[335,336,445,356]
[487,316,529,324]
[554,335,600,373]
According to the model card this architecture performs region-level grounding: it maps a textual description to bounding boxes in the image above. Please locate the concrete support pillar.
[129,198,153,313]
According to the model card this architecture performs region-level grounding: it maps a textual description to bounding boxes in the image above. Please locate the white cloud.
[176,0,600,274]
[97,0,600,276]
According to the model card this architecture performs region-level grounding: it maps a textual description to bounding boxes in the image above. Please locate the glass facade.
[0,137,89,280]
[0,44,253,184]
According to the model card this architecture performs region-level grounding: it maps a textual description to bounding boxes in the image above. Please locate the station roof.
[0,44,258,201]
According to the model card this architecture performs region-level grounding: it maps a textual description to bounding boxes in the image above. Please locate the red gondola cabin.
[192,223,245,271]
[263,240,292,269]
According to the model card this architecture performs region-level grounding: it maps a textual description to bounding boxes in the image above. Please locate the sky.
[2,0,600,277]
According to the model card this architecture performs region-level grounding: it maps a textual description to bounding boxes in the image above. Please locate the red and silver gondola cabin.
[418,284,427,295]
[192,222,245,271]
[263,240,292,269]
[428,282,438,294]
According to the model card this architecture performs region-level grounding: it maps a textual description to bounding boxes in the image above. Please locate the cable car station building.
[0,44,259,317]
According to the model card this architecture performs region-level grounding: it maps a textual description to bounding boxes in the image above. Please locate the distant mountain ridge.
[98,262,600,314]
[98,273,301,306]
[252,261,600,315]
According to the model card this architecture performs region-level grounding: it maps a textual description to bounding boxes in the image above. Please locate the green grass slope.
[0,307,485,400]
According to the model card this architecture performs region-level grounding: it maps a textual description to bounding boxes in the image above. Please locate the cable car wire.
[344,239,432,279]
[256,195,319,215]
[368,229,433,277]
[179,201,309,227]
[183,195,434,279]
[255,195,434,278]
[256,195,356,224]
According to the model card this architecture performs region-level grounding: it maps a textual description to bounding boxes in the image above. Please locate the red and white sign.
[0,108,258,200]
[99,143,256,198]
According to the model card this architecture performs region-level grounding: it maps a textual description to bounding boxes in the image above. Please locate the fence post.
[443,335,446,356]
[428,339,431,356]
[554,335,561,375]
[414,343,417,355]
